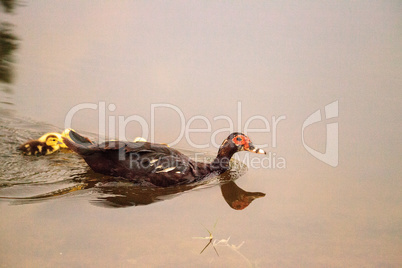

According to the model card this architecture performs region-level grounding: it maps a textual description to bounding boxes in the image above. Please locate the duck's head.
[217,132,266,159]
[45,135,63,147]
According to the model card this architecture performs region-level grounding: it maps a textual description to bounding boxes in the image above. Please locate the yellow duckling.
[19,135,62,156]
[39,132,67,148]
[39,129,92,149]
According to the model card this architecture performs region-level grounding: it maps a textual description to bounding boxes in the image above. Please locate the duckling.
[19,135,62,156]
[38,132,67,148]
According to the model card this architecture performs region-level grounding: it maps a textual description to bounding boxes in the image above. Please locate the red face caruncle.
[232,134,251,150]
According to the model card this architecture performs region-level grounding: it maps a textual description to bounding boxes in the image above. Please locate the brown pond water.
[1,1,401,267]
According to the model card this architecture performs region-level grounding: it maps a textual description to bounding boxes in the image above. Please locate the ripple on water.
[0,109,92,198]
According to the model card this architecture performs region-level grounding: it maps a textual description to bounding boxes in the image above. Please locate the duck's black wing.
[121,141,197,186]
[63,130,198,186]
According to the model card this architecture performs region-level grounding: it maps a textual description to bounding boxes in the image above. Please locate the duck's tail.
[62,129,94,155]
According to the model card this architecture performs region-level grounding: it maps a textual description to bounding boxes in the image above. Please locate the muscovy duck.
[63,130,265,187]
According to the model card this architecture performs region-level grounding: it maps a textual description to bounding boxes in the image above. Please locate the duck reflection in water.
[89,168,265,209]
[5,168,265,210]
[220,181,265,210]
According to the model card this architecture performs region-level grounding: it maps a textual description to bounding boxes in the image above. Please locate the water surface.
[1,1,401,267]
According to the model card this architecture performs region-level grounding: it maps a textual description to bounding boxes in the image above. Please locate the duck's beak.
[57,141,63,145]
[246,144,266,154]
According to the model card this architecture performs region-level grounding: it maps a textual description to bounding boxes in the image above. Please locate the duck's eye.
[233,136,245,145]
